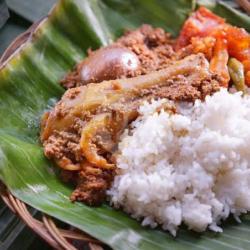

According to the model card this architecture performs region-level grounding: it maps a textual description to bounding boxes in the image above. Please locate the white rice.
[108,88,250,235]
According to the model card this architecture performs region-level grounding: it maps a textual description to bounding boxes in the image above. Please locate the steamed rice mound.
[108,89,250,235]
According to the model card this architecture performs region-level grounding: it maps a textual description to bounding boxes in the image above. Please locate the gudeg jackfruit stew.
[40,7,250,235]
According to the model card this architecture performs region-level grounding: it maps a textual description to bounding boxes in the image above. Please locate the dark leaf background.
[0,0,9,29]
[0,1,250,249]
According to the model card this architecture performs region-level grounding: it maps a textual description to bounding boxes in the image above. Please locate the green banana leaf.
[1,0,250,249]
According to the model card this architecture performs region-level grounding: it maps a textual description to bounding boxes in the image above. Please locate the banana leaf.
[1,0,250,249]
[6,0,57,22]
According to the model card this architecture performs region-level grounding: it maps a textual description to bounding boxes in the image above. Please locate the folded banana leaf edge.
[1,0,250,249]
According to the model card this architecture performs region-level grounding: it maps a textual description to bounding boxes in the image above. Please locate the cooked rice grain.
[108,89,250,235]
